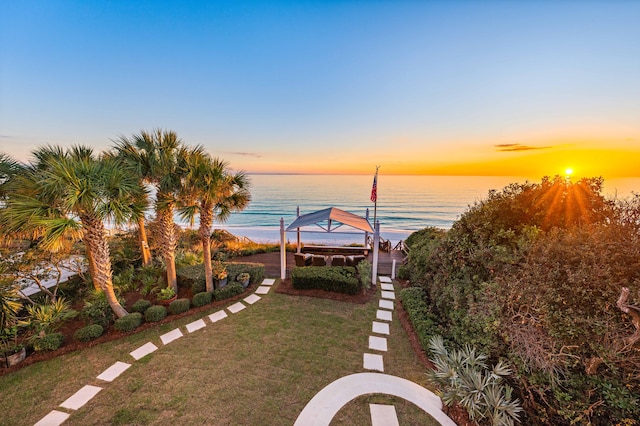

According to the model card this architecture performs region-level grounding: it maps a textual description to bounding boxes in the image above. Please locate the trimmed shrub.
[131,299,152,313]
[32,332,64,352]
[192,291,212,307]
[114,312,143,332]
[144,305,167,322]
[226,262,264,286]
[73,324,104,342]
[291,266,360,295]
[82,292,125,328]
[169,298,191,315]
[213,282,244,301]
[178,262,265,292]
[399,287,440,349]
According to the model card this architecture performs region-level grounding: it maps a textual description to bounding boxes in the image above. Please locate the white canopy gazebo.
[279,207,381,285]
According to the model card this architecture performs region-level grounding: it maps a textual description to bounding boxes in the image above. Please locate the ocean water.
[195,174,639,245]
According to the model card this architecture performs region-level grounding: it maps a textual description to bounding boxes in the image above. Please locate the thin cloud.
[227,151,263,158]
[495,144,552,152]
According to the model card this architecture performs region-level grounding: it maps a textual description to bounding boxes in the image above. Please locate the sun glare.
[565,168,574,176]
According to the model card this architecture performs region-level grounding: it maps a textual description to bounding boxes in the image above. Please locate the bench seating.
[302,245,369,256]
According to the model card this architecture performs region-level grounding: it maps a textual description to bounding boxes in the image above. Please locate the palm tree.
[0,152,21,199]
[0,145,146,318]
[180,153,251,292]
[113,129,199,292]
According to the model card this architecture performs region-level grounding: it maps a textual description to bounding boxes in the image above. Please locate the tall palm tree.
[180,153,251,292]
[0,152,21,200]
[0,145,146,318]
[113,129,199,291]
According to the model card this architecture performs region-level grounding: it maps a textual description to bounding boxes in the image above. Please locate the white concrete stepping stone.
[369,336,388,352]
[255,285,271,295]
[381,290,395,300]
[262,278,276,286]
[370,404,399,426]
[160,328,183,345]
[60,385,102,410]
[97,361,131,382]
[208,310,228,323]
[372,321,390,335]
[381,283,394,291]
[186,318,206,333]
[130,342,158,360]
[363,353,384,372]
[227,302,246,314]
[244,294,261,305]
[34,410,70,426]
[379,276,393,283]
[379,299,394,310]
[376,310,393,322]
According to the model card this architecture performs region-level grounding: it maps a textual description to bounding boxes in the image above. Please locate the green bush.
[114,312,143,332]
[144,305,167,322]
[32,332,64,352]
[73,324,104,342]
[178,262,265,293]
[192,291,212,307]
[169,298,191,315]
[226,262,265,285]
[291,266,360,295]
[399,287,440,349]
[131,299,152,313]
[356,260,372,289]
[82,292,125,328]
[213,282,244,301]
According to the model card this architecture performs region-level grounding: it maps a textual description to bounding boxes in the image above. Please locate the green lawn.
[0,283,440,425]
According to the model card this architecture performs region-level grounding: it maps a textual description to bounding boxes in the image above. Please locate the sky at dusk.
[1,1,639,178]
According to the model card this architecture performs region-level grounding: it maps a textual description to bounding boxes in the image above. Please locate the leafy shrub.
[73,324,104,342]
[213,282,244,301]
[427,335,522,425]
[32,332,64,352]
[291,266,360,295]
[114,312,143,332]
[23,297,77,335]
[225,262,264,285]
[399,287,440,349]
[178,262,265,293]
[82,292,125,328]
[192,291,212,307]
[168,298,191,315]
[144,305,167,322]
[113,266,136,292]
[356,260,372,289]
[131,299,152,313]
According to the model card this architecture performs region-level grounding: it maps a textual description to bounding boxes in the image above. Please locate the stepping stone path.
[34,278,276,426]
[296,275,457,425]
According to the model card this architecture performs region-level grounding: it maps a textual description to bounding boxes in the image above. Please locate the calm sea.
[197,174,639,245]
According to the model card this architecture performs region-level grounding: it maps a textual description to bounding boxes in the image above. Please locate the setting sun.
[565,168,574,176]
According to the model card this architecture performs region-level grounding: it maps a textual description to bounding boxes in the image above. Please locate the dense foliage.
[403,177,640,425]
[291,266,360,294]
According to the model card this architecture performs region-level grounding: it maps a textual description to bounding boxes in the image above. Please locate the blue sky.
[1,1,639,176]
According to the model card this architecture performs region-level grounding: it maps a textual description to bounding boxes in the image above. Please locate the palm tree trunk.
[84,248,102,291]
[158,206,178,291]
[81,214,128,318]
[137,216,152,266]
[199,206,214,292]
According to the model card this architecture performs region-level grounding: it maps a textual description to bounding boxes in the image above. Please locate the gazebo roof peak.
[286,207,374,233]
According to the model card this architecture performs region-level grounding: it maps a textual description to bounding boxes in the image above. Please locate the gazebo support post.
[280,217,287,280]
[371,221,380,286]
[364,208,370,248]
[296,206,301,253]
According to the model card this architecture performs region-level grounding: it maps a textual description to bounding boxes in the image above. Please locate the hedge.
[131,299,152,313]
[114,312,143,332]
[291,266,360,295]
[144,305,167,322]
[32,332,64,352]
[192,291,213,307]
[169,298,191,315]
[399,287,440,349]
[177,262,265,293]
[213,282,244,301]
[73,324,104,342]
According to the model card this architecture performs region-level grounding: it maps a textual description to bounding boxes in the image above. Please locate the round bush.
[192,291,212,307]
[144,305,167,322]
[73,324,104,342]
[114,312,143,332]
[33,332,64,352]
[169,298,191,315]
[131,299,152,313]
[213,282,244,301]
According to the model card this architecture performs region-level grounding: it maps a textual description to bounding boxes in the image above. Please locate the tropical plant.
[0,152,21,200]
[156,286,176,301]
[21,297,77,336]
[0,145,147,317]
[179,152,250,292]
[112,129,199,291]
[212,261,227,281]
[427,336,522,426]
[236,273,250,282]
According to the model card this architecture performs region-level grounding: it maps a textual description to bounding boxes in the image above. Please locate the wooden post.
[280,218,287,280]
[364,208,370,248]
[296,206,301,253]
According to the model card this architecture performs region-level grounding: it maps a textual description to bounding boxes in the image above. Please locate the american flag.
[370,173,377,203]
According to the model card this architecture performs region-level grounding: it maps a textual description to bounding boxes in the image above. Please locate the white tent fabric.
[286,207,374,233]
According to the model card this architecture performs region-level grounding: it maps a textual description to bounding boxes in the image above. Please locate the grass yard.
[0,283,440,425]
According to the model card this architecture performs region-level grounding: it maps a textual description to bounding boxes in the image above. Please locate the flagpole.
[371,166,380,226]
